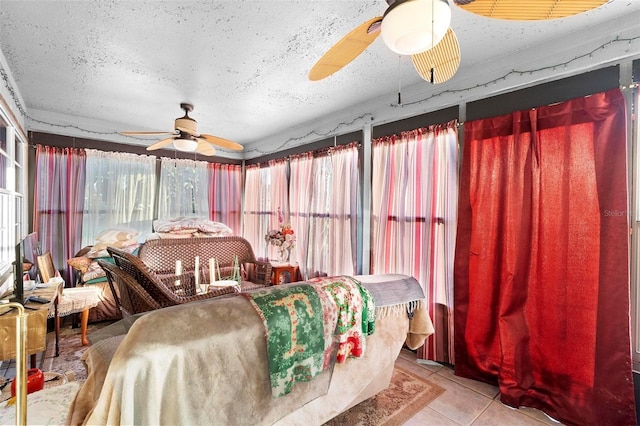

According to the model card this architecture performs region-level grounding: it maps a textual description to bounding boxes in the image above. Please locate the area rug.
[324,365,445,426]
[41,319,115,382]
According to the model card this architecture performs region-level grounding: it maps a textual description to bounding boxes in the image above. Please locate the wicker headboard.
[137,236,272,286]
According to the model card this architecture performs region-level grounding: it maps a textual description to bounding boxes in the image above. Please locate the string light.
[244,113,373,155]
[391,35,640,109]
[1,34,638,156]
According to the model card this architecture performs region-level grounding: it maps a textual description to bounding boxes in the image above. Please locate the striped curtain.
[242,159,289,258]
[33,145,86,283]
[289,152,313,277]
[371,121,458,363]
[208,163,243,234]
[290,143,359,279]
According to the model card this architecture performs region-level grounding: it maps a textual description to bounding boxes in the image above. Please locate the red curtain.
[454,89,636,425]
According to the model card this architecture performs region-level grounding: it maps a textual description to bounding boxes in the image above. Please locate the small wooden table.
[0,282,61,367]
[270,262,300,285]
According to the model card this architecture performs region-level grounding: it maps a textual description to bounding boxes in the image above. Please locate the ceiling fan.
[308,0,607,83]
[120,103,243,156]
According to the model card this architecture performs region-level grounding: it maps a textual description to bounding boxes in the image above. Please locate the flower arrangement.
[265,208,296,261]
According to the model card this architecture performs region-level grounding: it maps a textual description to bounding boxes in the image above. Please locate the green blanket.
[245,276,375,397]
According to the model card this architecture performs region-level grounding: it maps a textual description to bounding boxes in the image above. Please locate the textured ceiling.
[0,0,638,158]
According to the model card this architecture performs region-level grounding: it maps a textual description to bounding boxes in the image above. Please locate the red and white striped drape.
[208,163,243,235]
[242,159,289,258]
[371,121,458,363]
[289,152,313,277]
[33,145,86,283]
[290,143,359,279]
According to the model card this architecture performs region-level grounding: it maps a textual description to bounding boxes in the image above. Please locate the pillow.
[154,217,232,235]
[156,232,194,239]
[87,241,139,259]
[169,228,198,235]
[82,260,106,282]
[67,256,92,274]
[95,229,140,243]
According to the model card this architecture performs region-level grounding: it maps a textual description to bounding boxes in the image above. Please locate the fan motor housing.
[175,117,198,134]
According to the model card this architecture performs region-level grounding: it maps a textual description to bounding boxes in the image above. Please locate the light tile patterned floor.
[398,350,564,426]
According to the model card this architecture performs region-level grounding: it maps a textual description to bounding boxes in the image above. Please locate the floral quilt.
[244,276,375,397]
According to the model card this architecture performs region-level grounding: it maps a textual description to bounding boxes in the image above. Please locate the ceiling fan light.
[381,0,451,55]
[173,138,198,152]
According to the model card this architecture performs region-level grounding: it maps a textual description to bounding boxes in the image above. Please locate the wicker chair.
[107,247,238,309]
[98,259,160,317]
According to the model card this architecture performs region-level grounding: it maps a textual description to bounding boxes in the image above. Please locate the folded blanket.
[307,276,375,362]
[244,276,375,397]
[244,284,334,397]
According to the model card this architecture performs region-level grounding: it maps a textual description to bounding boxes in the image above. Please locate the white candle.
[209,258,215,283]
[175,259,182,275]
[194,256,200,287]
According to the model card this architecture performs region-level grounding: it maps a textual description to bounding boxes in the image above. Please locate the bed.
[68,274,434,425]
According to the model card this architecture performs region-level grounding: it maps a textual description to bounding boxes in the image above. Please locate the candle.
[175,260,182,288]
[216,258,222,281]
[195,256,200,288]
[209,258,215,283]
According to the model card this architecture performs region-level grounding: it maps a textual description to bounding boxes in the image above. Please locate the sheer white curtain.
[290,143,359,279]
[371,122,458,363]
[158,157,209,220]
[242,159,289,258]
[82,149,155,246]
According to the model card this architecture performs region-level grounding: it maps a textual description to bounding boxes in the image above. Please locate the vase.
[278,247,291,262]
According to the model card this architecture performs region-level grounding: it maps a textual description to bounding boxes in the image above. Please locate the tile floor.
[397,349,563,426]
[1,331,564,426]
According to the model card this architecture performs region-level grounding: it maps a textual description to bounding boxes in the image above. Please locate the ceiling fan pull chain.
[398,56,402,106]
[430,68,435,84]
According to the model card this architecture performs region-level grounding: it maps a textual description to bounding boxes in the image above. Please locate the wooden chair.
[36,251,57,283]
[106,247,237,309]
[98,260,161,317]
[36,250,97,346]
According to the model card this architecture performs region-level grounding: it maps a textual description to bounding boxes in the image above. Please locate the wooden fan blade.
[308,16,383,81]
[412,28,460,84]
[146,137,175,151]
[196,139,216,156]
[453,0,607,20]
[121,131,176,136]
[198,134,243,151]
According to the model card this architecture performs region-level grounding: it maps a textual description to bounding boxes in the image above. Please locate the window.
[0,117,27,294]
[82,149,156,246]
[158,158,209,220]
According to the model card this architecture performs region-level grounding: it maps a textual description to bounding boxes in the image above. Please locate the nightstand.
[270,262,300,285]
